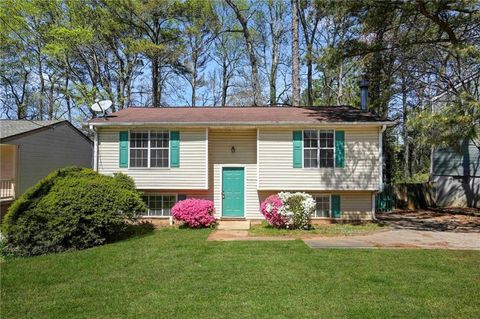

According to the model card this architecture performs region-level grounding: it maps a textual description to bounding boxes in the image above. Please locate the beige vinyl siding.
[258,191,373,221]
[208,129,260,219]
[97,127,207,189]
[338,192,373,220]
[258,127,380,190]
[7,123,92,195]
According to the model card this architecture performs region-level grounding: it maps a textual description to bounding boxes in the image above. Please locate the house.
[429,76,480,208]
[0,120,93,217]
[89,103,394,224]
[431,141,479,208]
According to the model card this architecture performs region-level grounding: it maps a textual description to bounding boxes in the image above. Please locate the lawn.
[2,229,479,318]
[249,221,386,238]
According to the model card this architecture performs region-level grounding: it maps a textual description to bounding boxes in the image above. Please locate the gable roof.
[0,120,92,143]
[89,106,394,126]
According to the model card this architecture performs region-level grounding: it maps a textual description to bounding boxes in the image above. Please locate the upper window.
[142,194,176,217]
[130,131,169,168]
[313,195,330,218]
[303,130,334,168]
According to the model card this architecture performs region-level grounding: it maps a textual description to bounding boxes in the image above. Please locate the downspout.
[373,124,387,220]
[89,124,98,172]
[379,124,387,191]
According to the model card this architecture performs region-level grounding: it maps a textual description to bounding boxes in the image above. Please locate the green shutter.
[335,130,345,168]
[170,131,180,168]
[119,131,129,168]
[293,131,302,168]
[331,195,341,218]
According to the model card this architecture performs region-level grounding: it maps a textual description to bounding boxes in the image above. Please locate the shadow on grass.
[177,223,217,230]
[107,221,156,243]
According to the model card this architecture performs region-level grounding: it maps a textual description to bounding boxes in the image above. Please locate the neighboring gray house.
[430,75,480,208]
[432,141,479,208]
[0,120,93,215]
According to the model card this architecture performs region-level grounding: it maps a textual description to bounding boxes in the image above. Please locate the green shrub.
[113,172,136,191]
[2,166,146,256]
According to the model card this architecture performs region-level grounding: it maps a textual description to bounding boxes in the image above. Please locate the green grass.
[2,229,479,318]
[249,221,386,237]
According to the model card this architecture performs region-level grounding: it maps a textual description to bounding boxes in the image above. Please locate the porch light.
[231,146,236,153]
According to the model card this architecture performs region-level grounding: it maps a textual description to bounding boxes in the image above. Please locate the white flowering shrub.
[260,192,315,229]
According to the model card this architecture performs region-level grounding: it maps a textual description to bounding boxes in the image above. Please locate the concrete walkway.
[207,230,294,241]
[208,228,480,250]
[304,229,480,250]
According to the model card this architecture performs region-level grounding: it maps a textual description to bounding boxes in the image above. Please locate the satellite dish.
[91,100,113,117]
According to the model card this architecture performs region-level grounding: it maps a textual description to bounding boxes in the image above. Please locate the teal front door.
[222,167,245,217]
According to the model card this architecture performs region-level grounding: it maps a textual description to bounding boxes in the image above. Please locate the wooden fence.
[376,182,436,212]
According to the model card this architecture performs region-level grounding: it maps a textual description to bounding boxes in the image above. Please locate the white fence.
[0,179,15,199]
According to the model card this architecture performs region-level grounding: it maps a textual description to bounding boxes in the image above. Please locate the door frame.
[220,165,246,218]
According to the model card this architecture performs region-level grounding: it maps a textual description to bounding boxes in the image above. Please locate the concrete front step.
[217,220,251,230]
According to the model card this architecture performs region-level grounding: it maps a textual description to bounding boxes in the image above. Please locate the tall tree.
[291,0,300,106]
[109,0,186,107]
[225,0,261,105]
[298,0,320,106]
[256,0,289,105]
[181,0,218,106]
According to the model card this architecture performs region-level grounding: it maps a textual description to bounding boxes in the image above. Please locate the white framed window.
[130,131,148,167]
[130,131,169,168]
[142,194,177,217]
[313,195,331,218]
[303,130,334,168]
[150,131,169,168]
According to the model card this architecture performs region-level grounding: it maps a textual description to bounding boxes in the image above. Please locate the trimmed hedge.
[2,167,146,256]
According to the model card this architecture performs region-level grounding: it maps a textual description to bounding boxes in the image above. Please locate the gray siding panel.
[432,140,480,177]
[433,175,480,208]
[8,123,92,194]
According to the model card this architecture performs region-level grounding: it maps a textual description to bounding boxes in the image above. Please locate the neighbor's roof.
[0,120,92,143]
[89,106,394,126]
[0,120,63,139]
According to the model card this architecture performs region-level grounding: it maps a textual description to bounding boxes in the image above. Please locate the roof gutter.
[87,121,396,127]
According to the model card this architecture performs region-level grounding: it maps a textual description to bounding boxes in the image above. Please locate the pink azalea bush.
[260,194,287,228]
[172,198,216,228]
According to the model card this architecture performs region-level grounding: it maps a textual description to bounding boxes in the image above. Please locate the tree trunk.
[65,75,72,122]
[152,57,160,107]
[306,52,313,105]
[221,61,228,107]
[291,0,301,106]
[402,76,410,178]
[269,38,278,105]
[298,4,318,106]
[37,53,45,120]
[191,56,197,107]
[225,0,261,105]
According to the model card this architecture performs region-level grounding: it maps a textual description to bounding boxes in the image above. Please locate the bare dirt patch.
[376,207,480,233]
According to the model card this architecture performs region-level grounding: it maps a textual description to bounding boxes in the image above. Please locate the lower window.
[313,195,331,217]
[142,194,176,217]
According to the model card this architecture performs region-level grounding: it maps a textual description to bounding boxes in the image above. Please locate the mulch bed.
[376,207,480,233]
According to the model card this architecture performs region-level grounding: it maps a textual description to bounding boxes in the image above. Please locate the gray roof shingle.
[89,106,394,125]
[0,120,63,140]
